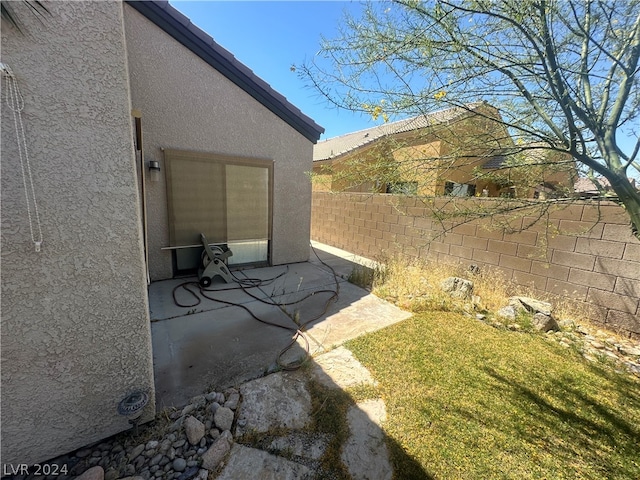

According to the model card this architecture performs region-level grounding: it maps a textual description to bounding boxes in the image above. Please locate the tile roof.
[313,103,485,161]
[125,1,324,143]
[574,177,601,194]
[574,176,637,194]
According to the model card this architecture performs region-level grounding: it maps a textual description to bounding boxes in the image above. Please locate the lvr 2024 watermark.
[2,463,68,476]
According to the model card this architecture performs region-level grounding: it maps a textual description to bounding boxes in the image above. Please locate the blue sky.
[170,1,638,167]
[170,1,371,140]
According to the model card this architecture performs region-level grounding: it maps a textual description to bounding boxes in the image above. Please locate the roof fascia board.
[124,1,324,143]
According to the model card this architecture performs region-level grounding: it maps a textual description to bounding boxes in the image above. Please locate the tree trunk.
[608,175,640,241]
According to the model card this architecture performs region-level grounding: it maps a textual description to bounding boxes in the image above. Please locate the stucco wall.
[1,2,155,464]
[123,5,313,281]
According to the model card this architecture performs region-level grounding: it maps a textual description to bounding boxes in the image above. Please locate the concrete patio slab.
[310,346,378,389]
[302,284,412,355]
[216,444,313,480]
[310,241,378,279]
[149,243,410,409]
[235,370,312,437]
[149,276,271,321]
[238,261,345,296]
[152,301,298,409]
[342,399,393,480]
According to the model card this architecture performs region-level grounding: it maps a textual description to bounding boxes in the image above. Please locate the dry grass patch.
[369,253,510,314]
[365,253,598,332]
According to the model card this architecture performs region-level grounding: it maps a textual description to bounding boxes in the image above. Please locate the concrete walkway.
[219,346,393,480]
[149,242,411,408]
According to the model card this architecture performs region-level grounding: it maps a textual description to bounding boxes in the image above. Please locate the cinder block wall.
[311,192,640,337]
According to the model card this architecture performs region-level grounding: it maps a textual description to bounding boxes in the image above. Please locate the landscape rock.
[75,466,104,480]
[531,312,560,332]
[208,401,221,416]
[184,415,205,445]
[440,277,474,300]
[201,430,233,470]
[497,305,517,320]
[196,469,209,480]
[619,345,640,357]
[224,393,240,410]
[172,458,187,472]
[509,296,553,316]
[146,440,159,450]
[213,406,234,432]
[104,469,119,480]
[175,466,199,480]
[181,404,196,416]
[129,444,145,461]
[169,416,183,433]
[205,392,218,402]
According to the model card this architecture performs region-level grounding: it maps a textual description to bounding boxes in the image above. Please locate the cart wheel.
[199,276,212,288]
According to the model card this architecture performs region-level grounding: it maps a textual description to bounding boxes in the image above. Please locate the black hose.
[167,245,340,371]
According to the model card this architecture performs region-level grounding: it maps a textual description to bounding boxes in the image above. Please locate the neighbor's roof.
[313,103,485,161]
[574,177,602,194]
[574,176,637,194]
[125,1,324,143]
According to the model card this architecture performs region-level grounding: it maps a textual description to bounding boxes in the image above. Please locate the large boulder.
[508,296,552,316]
[508,296,559,332]
[440,277,474,300]
[531,312,560,332]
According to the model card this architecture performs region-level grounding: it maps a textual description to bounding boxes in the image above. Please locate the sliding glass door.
[164,149,272,273]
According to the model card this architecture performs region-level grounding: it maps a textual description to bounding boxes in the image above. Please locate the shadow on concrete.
[218,337,433,479]
[149,243,411,409]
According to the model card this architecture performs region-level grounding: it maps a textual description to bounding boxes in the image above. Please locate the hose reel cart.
[197,233,233,287]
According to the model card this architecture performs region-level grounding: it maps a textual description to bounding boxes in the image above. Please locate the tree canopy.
[301,0,640,239]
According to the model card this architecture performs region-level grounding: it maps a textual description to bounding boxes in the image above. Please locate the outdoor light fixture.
[147,160,161,182]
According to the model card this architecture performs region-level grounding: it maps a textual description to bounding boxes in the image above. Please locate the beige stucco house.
[1,0,322,465]
[313,103,574,198]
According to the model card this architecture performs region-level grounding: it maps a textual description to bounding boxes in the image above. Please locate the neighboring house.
[575,176,638,197]
[313,103,574,198]
[482,143,577,199]
[1,0,322,465]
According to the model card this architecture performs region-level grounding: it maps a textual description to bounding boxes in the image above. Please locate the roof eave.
[124,1,324,143]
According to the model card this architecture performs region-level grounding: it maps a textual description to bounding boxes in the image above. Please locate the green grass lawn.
[346,312,640,480]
